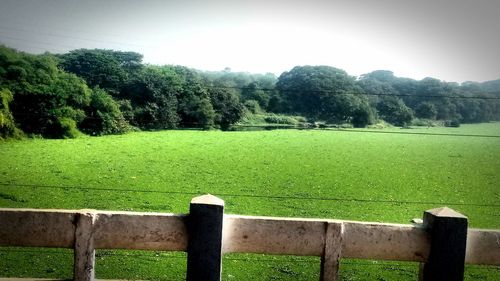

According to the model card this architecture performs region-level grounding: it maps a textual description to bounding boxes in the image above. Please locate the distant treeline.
[1,46,499,139]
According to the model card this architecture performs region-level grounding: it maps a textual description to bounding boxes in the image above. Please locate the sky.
[0,0,499,83]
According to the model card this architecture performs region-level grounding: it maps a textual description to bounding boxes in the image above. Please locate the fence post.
[186,194,225,281]
[74,211,97,281]
[320,222,344,281]
[419,207,468,281]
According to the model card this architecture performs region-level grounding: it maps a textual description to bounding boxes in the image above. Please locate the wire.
[0,182,498,208]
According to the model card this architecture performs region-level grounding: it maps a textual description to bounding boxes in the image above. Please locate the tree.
[351,101,376,128]
[243,99,261,114]
[0,47,92,138]
[170,66,216,129]
[276,65,372,126]
[415,102,437,119]
[241,82,270,109]
[377,97,414,126]
[0,88,22,139]
[59,49,143,95]
[209,88,245,130]
[79,88,129,135]
[359,70,396,83]
[121,66,180,129]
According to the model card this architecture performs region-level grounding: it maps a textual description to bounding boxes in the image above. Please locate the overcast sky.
[0,0,499,82]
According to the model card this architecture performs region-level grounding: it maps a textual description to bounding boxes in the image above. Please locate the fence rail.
[0,194,499,281]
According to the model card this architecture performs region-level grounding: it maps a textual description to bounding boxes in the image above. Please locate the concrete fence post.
[74,211,97,281]
[320,222,344,281]
[419,207,468,281]
[186,194,225,281]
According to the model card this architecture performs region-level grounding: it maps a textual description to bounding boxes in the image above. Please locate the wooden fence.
[0,194,499,281]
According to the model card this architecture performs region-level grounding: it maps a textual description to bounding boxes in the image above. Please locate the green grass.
[1,123,499,280]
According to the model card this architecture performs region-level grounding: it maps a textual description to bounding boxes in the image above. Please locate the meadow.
[1,123,499,280]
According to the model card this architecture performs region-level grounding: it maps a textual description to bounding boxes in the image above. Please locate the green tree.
[377,97,414,126]
[415,102,437,119]
[79,88,129,135]
[277,66,372,126]
[121,66,180,129]
[351,101,376,128]
[170,66,215,129]
[209,88,245,130]
[243,99,261,114]
[0,88,22,139]
[241,82,270,109]
[0,47,91,138]
[59,49,143,95]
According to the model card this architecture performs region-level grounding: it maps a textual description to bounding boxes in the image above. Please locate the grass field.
[1,123,499,280]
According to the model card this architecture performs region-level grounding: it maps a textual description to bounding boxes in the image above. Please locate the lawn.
[1,123,499,280]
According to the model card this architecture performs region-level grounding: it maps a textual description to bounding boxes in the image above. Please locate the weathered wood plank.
[74,211,97,281]
[93,211,187,251]
[0,209,76,248]
[224,215,430,262]
[466,229,500,265]
[223,215,327,256]
[342,221,430,262]
[320,223,344,281]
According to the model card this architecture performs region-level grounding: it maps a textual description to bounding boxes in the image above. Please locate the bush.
[210,89,244,130]
[243,100,261,114]
[377,97,414,127]
[0,89,23,139]
[58,117,80,138]
[415,102,437,119]
[79,88,130,135]
[412,118,438,127]
[444,119,461,127]
[263,114,298,125]
[351,102,376,128]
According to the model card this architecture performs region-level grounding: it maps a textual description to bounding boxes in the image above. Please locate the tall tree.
[59,49,143,95]
[0,88,22,139]
[209,87,245,130]
[276,65,372,126]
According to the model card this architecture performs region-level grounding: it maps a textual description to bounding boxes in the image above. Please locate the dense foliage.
[0,46,92,138]
[1,45,499,139]
[275,66,375,127]
[357,70,500,126]
[0,88,22,139]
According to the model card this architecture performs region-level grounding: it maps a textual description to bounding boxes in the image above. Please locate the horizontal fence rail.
[1,194,499,281]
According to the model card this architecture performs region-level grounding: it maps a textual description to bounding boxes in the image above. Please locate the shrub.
[58,117,80,138]
[415,102,437,119]
[263,114,298,125]
[377,97,414,127]
[243,100,261,114]
[444,119,461,127]
[79,88,130,135]
[0,89,23,139]
[412,118,437,127]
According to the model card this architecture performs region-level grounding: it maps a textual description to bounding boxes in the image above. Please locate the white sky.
[0,0,499,82]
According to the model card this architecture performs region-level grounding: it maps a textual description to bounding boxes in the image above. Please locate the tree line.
[1,46,499,139]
